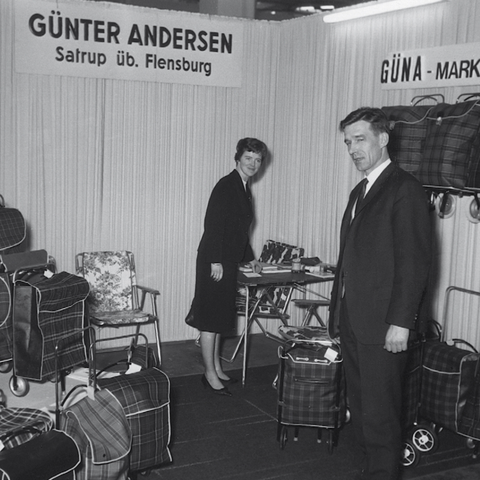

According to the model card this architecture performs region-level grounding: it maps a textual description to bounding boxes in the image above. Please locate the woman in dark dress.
[189,138,268,396]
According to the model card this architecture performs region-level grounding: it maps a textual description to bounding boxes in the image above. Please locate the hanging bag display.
[382,102,434,175]
[417,99,480,189]
[382,94,480,191]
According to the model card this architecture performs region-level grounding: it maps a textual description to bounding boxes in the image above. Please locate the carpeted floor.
[141,364,480,480]
[2,334,479,479]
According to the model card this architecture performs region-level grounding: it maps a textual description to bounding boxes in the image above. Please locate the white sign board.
[381,43,480,90]
[15,0,244,87]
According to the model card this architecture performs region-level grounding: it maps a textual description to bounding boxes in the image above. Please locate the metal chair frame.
[75,251,162,367]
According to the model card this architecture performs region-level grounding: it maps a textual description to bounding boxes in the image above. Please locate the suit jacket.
[328,162,432,344]
[197,169,255,264]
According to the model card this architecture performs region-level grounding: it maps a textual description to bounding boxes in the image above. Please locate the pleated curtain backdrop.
[2,0,480,344]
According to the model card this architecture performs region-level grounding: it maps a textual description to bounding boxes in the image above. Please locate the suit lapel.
[353,163,396,217]
[340,180,365,243]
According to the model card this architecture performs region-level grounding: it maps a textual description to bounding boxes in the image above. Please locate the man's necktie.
[354,178,368,216]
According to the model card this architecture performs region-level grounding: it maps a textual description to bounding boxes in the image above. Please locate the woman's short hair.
[339,107,390,136]
[234,138,268,162]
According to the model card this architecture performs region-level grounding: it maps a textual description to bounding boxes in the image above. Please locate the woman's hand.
[249,260,262,274]
[211,263,223,282]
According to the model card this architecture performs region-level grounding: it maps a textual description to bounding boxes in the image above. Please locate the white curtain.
[2,0,480,344]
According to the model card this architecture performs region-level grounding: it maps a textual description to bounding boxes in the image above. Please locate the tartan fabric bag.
[277,344,345,428]
[98,367,172,472]
[0,406,53,449]
[0,274,12,363]
[382,105,433,175]
[416,101,480,189]
[61,388,130,480]
[0,274,11,327]
[457,361,480,441]
[419,341,479,431]
[13,271,89,380]
[0,251,52,364]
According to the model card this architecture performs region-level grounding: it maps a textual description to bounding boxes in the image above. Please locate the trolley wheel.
[466,437,477,449]
[279,425,288,450]
[9,375,30,397]
[128,470,151,479]
[411,424,438,454]
[0,361,12,373]
[344,407,351,424]
[402,439,420,468]
[466,438,479,459]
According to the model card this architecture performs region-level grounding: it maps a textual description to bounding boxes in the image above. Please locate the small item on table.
[291,258,304,273]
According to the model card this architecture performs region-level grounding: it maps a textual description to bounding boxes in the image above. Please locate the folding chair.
[75,251,162,366]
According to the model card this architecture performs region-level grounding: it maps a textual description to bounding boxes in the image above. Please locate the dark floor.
[159,333,279,379]
[157,334,480,480]
[3,334,479,479]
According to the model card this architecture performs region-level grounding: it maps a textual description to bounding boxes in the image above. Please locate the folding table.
[233,269,334,385]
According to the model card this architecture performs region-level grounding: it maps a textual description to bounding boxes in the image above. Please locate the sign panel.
[15,0,244,87]
[381,43,480,90]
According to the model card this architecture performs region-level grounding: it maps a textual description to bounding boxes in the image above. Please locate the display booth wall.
[1,0,480,344]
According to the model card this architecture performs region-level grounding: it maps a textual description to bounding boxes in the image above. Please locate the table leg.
[242,286,249,386]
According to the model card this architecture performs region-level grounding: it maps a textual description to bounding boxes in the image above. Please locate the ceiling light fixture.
[295,6,317,13]
[323,0,446,23]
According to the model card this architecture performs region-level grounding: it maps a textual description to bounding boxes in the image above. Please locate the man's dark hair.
[339,107,390,135]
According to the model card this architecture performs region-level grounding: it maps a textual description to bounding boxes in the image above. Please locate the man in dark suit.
[328,108,432,479]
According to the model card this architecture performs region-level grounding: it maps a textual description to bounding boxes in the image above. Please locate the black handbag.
[0,429,80,480]
[185,304,195,326]
[0,196,26,252]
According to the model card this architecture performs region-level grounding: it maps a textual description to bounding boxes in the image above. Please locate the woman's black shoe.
[201,375,232,396]
[220,376,238,386]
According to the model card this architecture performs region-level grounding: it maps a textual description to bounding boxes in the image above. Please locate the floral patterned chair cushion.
[76,251,151,325]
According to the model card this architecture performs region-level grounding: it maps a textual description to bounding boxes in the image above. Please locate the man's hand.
[249,260,263,274]
[384,325,409,353]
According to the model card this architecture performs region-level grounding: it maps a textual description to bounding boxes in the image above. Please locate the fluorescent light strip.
[323,0,446,23]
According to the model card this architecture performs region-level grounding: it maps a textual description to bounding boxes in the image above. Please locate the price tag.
[324,347,338,362]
